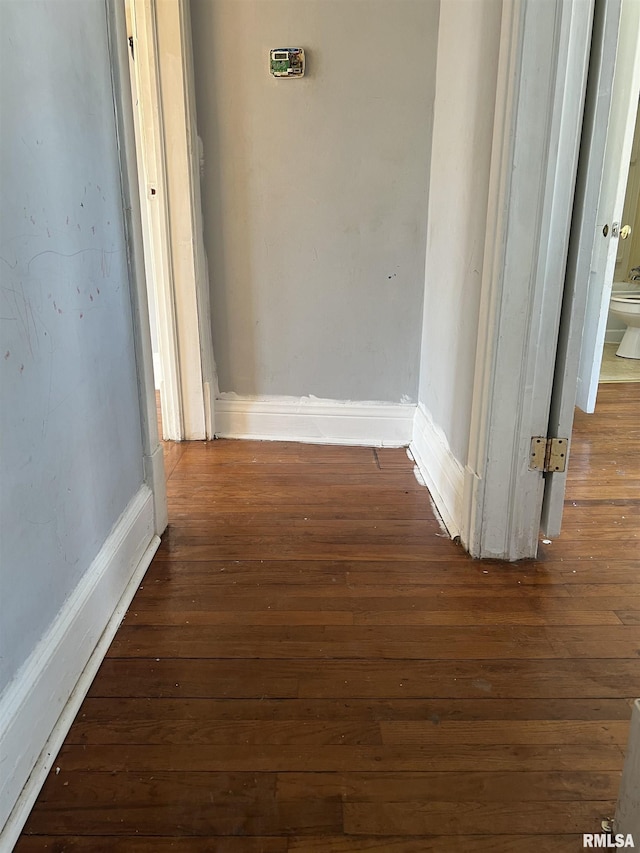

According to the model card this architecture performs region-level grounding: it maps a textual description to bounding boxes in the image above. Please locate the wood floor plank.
[378,719,629,746]
[560,484,640,501]
[22,771,279,837]
[156,521,447,543]
[169,462,383,477]
[139,556,638,583]
[56,742,624,773]
[124,609,357,626]
[16,840,288,853]
[617,611,640,625]
[296,658,640,698]
[178,439,378,464]
[564,583,640,597]
[126,592,640,613]
[70,696,635,723]
[123,608,622,627]
[129,582,599,603]
[88,657,640,699]
[537,538,640,559]
[165,473,425,490]
[352,610,623,626]
[275,769,621,801]
[19,384,639,849]
[126,584,640,606]
[166,504,437,520]
[341,565,640,584]
[61,717,629,749]
[287,837,587,853]
[67,719,383,746]
[561,506,640,526]
[547,627,640,658]
[342,800,613,836]
[108,624,561,659]
[106,623,640,659]
[152,541,469,562]
[134,558,640,589]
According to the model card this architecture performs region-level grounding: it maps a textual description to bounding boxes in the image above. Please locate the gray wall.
[0,0,144,692]
[418,0,502,460]
[191,0,439,402]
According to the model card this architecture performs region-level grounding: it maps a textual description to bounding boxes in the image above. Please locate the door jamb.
[173,0,217,439]
[541,0,624,537]
[463,0,595,560]
[126,0,184,440]
[107,0,168,534]
[126,0,215,441]
[575,2,640,413]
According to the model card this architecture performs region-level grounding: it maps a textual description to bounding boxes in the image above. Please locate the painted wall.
[191,0,439,402]
[418,0,502,461]
[0,0,144,693]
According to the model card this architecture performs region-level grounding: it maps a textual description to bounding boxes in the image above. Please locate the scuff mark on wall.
[24,247,119,272]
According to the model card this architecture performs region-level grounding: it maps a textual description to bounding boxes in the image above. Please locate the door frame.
[107,0,168,533]
[541,0,636,538]
[574,0,640,413]
[463,0,596,560]
[125,0,216,441]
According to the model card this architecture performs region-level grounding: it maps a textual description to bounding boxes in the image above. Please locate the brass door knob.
[612,222,632,239]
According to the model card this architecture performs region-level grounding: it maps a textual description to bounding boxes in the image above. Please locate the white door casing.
[541,0,623,538]
[109,0,168,534]
[126,0,215,440]
[464,0,594,560]
[153,0,216,439]
[126,0,183,440]
[575,0,640,413]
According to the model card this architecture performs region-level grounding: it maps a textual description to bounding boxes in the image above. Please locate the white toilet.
[610,289,640,359]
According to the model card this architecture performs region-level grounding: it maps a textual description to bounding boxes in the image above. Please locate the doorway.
[461,0,640,559]
[124,0,215,443]
[599,96,640,383]
[574,5,640,414]
[540,0,640,539]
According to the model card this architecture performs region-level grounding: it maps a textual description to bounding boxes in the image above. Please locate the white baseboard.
[0,486,159,850]
[144,443,169,536]
[410,403,465,539]
[215,395,415,447]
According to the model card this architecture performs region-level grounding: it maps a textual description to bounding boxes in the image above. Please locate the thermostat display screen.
[270,47,305,77]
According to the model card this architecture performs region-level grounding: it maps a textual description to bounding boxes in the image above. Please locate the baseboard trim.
[215,396,415,447]
[0,486,159,849]
[410,403,465,539]
[605,330,625,344]
[144,443,169,535]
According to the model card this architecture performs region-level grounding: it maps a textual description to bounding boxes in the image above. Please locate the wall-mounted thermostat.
[270,48,305,77]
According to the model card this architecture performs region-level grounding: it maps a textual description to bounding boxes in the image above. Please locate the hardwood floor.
[17,383,640,851]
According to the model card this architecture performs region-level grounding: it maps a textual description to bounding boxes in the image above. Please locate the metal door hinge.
[529,436,568,472]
